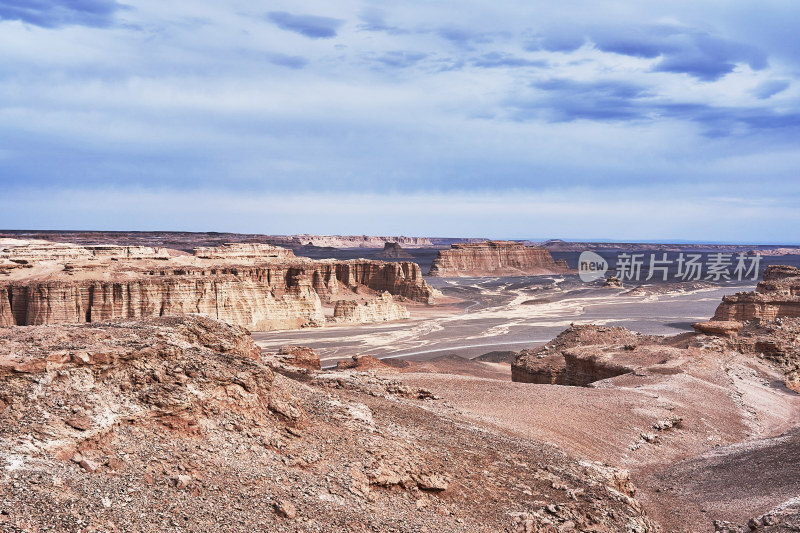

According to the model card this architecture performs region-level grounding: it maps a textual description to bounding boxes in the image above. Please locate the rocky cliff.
[0,258,432,329]
[285,234,433,248]
[331,292,411,324]
[193,243,295,260]
[0,276,324,330]
[1,238,171,261]
[428,241,570,277]
[713,265,800,322]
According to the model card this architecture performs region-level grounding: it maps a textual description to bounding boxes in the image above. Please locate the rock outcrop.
[692,320,743,337]
[428,241,570,277]
[511,325,651,385]
[376,242,414,259]
[193,243,295,260]
[330,292,411,324]
[713,265,800,322]
[275,345,321,370]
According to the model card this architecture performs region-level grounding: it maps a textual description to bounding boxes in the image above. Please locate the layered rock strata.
[0,276,324,331]
[428,241,570,277]
[331,292,411,324]
[1,239,170,261]
[0,241,433,329]
[511,325,652,385]
[286,234,433,248]
[193,243,295,260]
[713,265,800,322]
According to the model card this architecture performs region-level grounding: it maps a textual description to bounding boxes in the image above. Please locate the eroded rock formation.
[428,241,570,277]
[331,292,411,324]
[713,265,800,322]
[1,238,171,261]
[0,276,325,330]
[376,242,414,259]
[511,325,647,385]
[0,240,435,330]
[193,242,295,260]
[275,345,321,370]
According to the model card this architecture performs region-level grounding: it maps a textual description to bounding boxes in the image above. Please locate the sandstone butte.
[712,264,800,321]
[375,242,414,259]
[428,240,570,277]
[0,240,435,330]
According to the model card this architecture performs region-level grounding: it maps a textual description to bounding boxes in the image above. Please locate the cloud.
[658,103,800,137]
[374,51,427,69]
[472,52,546,69]
[267,53,308,69]
[517,78,653,122]
[525,31,585,53]
[752,79,790,99]
[590,24,768,81]
[356,11,409,35]
[266,11,343,39]
[0,0,123,28]
[436,26,496,48]
[511,76,800,138]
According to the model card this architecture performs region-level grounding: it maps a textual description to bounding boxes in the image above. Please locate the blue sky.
[0,0,798,242]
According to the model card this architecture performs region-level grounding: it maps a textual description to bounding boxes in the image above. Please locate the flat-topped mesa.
[0,239,170,262]
[271,235,434,248]
[330,292,411,324]
[428,240,570,277]
[193,242,295,260]
[0,259,434,329]
[0,276,325,330]
[712,265,800,322]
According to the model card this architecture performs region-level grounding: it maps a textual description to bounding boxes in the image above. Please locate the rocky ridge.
[428,241,570,277]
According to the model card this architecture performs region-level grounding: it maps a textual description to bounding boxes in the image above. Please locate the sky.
[0,0,799,242]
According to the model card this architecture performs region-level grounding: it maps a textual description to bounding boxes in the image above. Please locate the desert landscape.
[3,1,799,531]
[2,232,800,532]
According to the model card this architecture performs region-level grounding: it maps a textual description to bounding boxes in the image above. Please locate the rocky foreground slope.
[428,241,570,277]
[0,240,435,330]
[0,316,656,532]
